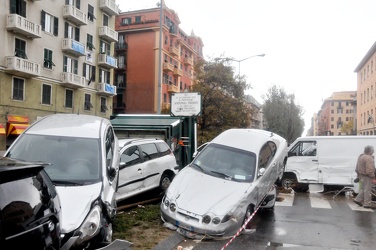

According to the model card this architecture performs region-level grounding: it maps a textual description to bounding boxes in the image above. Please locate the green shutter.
[10,0,16,14]
[75,27,80,42]
[53,17,59,36]
[41,11,45,31]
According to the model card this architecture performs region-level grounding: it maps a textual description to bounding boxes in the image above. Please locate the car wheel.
[281,174,296,189]
[243,204,255,229]
[160,173,172,191]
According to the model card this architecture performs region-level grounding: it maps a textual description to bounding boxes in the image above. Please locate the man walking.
[353,145,376,209]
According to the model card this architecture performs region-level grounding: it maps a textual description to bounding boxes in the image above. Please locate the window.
[258,141,276,170]
[100,40,111,55]
[116,74,125,88]
[140,143,159,161]
[118,55,125,68]
[88,4,96,22]
[65,0,80,9]
[331,109,334,114]
[64,22,80,41]
[99,69,110,84]
[41,84,52,105]
[63,56,78,74]
[121,18,131,25]
[87,34,95,50]
[41,11,58,36]
[135,16,141,23]
[10,0,26,17]
[15,38,27,59]
[116,93,124,108]
[12,77,24,101]
[156,142,171,157]
[44,49,55,69]
[100,97,108,113]
[331,117,334,121]
[121,146,140,167]
[83,63,96,84]
[103,14,109,26]
[291,141,316,157]
[84,93,93,111]
[65,89,73,108]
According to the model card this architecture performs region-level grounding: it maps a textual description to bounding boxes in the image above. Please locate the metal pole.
[157,0,163,114]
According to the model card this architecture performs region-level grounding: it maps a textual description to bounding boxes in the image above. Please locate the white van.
[282,136,376,191]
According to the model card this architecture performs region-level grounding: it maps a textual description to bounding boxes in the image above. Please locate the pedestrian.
[353,145,376,209]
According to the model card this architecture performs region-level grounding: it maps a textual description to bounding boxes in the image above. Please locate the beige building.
[354,41,376,135]
[0,0,119,149]
[316,91,356,136]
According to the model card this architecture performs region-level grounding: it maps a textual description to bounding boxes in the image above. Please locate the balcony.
[99,0,119,16]
[61,72,85,88]
[62,39,86,57]
[169,47,179,56]
[162,103,171,110]
[163,62,174,72]
[98,54,118,69]
[98,83,116,96]
[6,14,41,39]
[99,26,118,43]
[173,68,183,76]
[168,85,179,93]
[5,56,40,78]
[115,42,128,50]
[116,83,126,92]
[63,5,87,26]
[184,57,193,66]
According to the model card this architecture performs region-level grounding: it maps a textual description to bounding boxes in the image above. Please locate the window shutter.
[63,56,67,72]
[10,0,16,14]
[64,22,68,38]
[75,27,80,42]
[92,66,96,81]
[41,11,45,31]
[21,1,26,17]
[76,0,80,9]
[74,60,78,74]
[53,17,59,36]
[83,63,86,77]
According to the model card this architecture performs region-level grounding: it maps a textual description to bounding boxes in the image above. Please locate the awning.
[7,123,29,136]
[0,124,5,135]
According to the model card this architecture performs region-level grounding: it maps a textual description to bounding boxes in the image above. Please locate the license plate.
[175,220,194,232]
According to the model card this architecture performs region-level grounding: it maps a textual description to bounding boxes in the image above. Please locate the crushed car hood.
[56,183,102,233]
[167,167,250,215]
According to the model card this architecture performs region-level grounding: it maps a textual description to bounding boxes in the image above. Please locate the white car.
[5,114,119,249]
[160,129,287,239]
[116,138,179,202]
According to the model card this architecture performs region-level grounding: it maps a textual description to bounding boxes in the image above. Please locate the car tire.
[243,204,255,229]
[160,173,173,191]
[281,174,297,189]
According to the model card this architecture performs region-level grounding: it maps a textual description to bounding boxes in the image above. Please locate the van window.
[156,142,171,157]
[140,143,159,161]
[121,146,140,167]
[290,141,317,156]
[105,127,115,171]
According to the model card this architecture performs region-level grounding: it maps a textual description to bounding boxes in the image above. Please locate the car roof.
[118,138,164,148]
[23,114,110,139]
[211,129,285,153]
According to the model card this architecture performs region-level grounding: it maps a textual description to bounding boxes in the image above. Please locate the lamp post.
[232,54,265,79]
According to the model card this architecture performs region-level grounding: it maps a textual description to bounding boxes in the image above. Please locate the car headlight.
[76,206,101,244]
[169,203,176,212]
[202,215,211,224]
[212,217,221,224]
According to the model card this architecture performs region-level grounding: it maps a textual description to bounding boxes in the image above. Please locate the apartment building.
[114,1,204,114]
[316,91,356,136]
[354,41,376,135]
[0,0,119,149]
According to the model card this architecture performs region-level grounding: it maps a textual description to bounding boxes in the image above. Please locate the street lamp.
[215,54,265,80]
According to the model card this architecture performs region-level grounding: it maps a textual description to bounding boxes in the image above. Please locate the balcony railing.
[99,0,119,16]
[99,26,118,43]
[6,14,41,39]
[168,85,179,93]
[184,57,193,66]
[98,54,118,69]
[163,62,174,72]
[63,5,87,26]
[98,83,117,96]
[173,68,183,76]
[62,39,86,57]
[115,42,128,50]
[61,72,85,88]
[5,56,40,78]
[169,47,179,56]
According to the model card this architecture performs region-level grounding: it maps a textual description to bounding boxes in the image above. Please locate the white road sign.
[171,92,201,117]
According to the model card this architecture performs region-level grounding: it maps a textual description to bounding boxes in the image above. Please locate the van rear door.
[287,140,319,183]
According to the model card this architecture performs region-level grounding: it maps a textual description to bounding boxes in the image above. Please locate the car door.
[256,142,276,202]
[139,143,161,190]
[117,145,145,199]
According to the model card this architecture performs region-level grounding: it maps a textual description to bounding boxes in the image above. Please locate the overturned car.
[160,129,287,239]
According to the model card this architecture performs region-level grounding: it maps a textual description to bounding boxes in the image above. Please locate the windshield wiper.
[191,163,204,172]
[52,180,84,186]
[210,171,235,180]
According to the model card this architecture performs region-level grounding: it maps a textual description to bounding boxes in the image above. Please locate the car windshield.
[192,143,256,182]
[6,134,101,185]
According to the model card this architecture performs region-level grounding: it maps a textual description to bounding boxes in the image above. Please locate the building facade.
[354,41,376,135]
[0,0,119,149]
[114,1,204,114]
[316,91,356,136]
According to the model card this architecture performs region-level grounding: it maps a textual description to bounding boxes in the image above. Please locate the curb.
[151,232,185,250]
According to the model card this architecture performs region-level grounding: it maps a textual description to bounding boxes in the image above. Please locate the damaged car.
[5,114,119,249]
[160,129,287,239]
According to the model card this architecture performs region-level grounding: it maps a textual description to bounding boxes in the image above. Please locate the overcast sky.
[118,0,376,135]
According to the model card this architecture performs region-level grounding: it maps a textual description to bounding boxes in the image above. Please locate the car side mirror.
[258,168,266,176]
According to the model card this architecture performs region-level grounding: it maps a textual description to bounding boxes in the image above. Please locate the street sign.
[171,92,201,117]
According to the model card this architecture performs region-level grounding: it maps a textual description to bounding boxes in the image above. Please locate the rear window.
[140,143,159,161]
[156,142,171,157]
